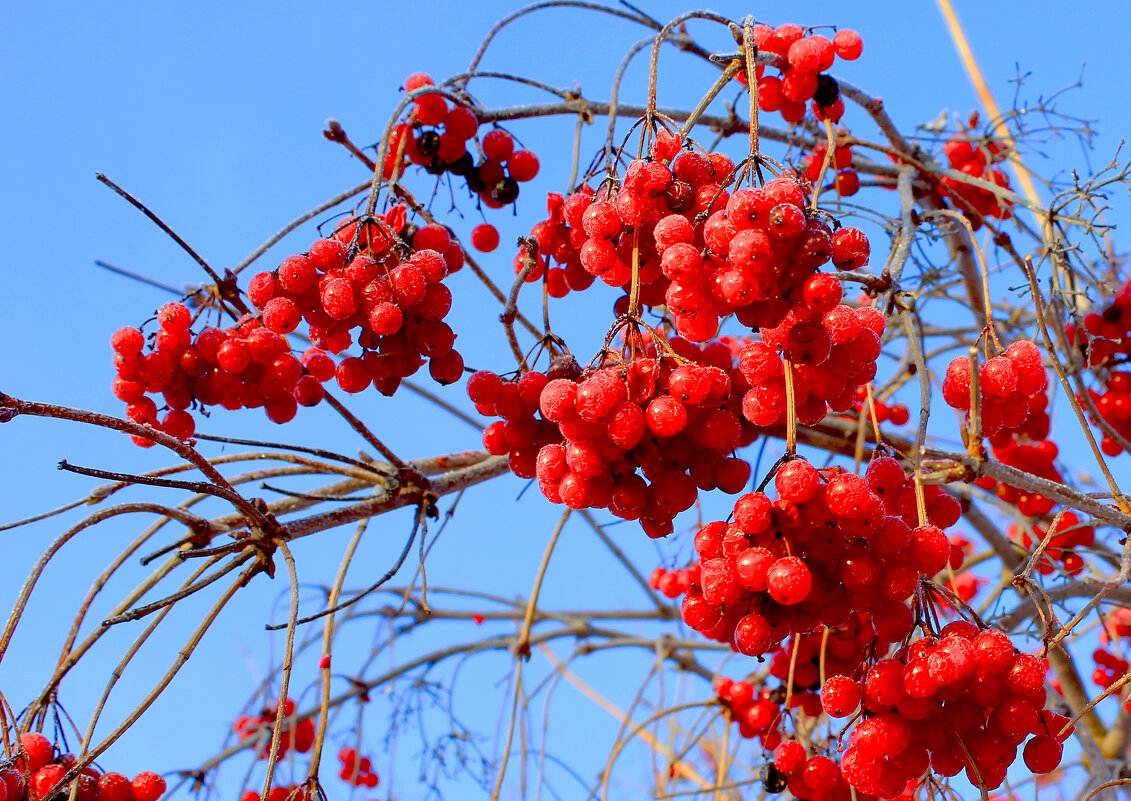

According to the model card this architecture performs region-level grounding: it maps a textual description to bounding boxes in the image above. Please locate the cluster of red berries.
[1008,511,1093,577]
[941,532,985,602]
[1104,609,1131,645]
[939,132,1013,220]
[1067,278,1131,368]
[713,677,785,744]
[660,178,869,342]
[840,386,910,427]
[800,142,858,197]
[336,747,379,788]
[8,732,165,801]
[739,302,885,426]
[509,191,599,298]
[111,302,314,444]
[247,216,466,396]
[1091,646,1130,694]
[709,616,1071,799]
[473,338,759,536]
[975,436,1061,517]
[822,625,1068,797]
[941,340,1048,441]
[674,455,961,657]
[512,142,870,346]
[709,612,910,752]
[232,698,315,759]
[520,146,747,319]
[383,74,539,203]
[738,24,863,124]
[1070,280,1131,451]
[1082,371,1131,456]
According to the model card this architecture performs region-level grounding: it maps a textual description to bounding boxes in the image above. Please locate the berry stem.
[742,18,760,179]
[516,509,571,660]
[783,358,797,455]
[94,174,248,316]
[259,543,299,798]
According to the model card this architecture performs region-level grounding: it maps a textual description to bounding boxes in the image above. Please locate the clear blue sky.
[1,1,1129,798]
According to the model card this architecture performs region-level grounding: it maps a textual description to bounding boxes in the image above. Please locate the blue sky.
[1,1,1129,798]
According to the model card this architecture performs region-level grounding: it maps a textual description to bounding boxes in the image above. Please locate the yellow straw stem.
[935,0,1042,209]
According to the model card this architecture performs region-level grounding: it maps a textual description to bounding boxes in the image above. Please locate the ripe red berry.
[482,129,515,162]
[820,675,861,717]
[31,765,66,800]
[765,557,812,605]
[508,150,540,181]
[20,732,54,773]
[1023,735,1062,774]
[773,740,807,775]
[775,459,821,503]
[99,774,134,801]
[470,223,500,252]
[132,772,166,801]
[833,29,863,60]
[262,297,301,334]
[734,612,773,655]
[111,327,145,356]
[156,302,191,330]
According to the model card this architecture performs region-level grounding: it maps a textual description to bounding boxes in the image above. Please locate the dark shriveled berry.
[761,764,788,794]
[492,177,520,205]
[813,74,840,108]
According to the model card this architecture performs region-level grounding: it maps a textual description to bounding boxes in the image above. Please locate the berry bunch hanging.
[388,73,540,208]
[939,130,1013,220]
[941,340,1049,441]
[337,747,380,788]
[10,732,166,801]
[800,141,858,197]
[111,303,307,443]
[676,455,960,656]
[1068,277,1131,368]
[231,697,316,759]
[739,301,885,426]
[738,24,864,124]
[248,213,467,394]
[474,337,757,537]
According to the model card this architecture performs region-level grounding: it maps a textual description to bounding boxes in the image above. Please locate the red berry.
[833,29,863,60]
[765,557,812,605]
[820,675,861,717]
[20,732,53,773]
[508,150,540,181]
[470,223,500,252]
[775,459,821,503]
[734,612,773,655]
[32,766,66,800]
[1023,735,1062,774]
[156,302,191,330]
[482,129,515,162]
[111,327,145,356]
[262,297,301,334]
[131,773,165,801]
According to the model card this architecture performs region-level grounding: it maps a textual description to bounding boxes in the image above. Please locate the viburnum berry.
[765,556,812,605]
[20,732,54,773]
[1023,735,1062,774]
[111,327,145,356]
[775,458,821,503]
[156,302,192,330]
[470,222,500,252]
[820,675,861,717]
[773,740,807,775]
[131,773,166,801]
[833,29,863,60]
